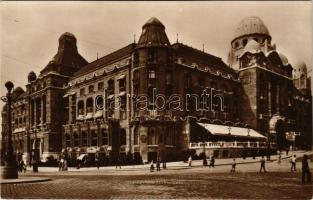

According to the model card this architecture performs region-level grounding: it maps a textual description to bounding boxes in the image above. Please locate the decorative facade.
[1,17,312,164]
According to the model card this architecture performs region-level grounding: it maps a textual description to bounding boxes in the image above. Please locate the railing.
[189,141,271,149]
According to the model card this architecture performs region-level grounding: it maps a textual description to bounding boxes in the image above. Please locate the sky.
[0,1,312,131]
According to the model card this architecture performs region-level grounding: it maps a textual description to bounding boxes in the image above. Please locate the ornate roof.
[234,16,270,39]
[239,40,262,57]
[278,53,289,66]
[137,17,170,48]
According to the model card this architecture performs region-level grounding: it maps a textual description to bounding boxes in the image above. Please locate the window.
[101,129,108,145]
[80,88,85,96]
[74,132,79,146]
[148,127,156,145]
[86,98,93,113]
[120,129,126,145]
[77,101,84,115]
[91,130,97,146]
[148,87,156,104]
[95,95,104,110]
[119,78,126,91]
[166,72,172,85]
[243,38,248,46]
[82,131,88,147]
[88,85,94,93]
[148,70,156,79]
[98,82,104,91]
[66,134,71,147]
[108,79,114,94]
[134,127,139,145]
[148,50,155,62]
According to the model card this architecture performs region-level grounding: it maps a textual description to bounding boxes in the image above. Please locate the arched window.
[66,134,71,147]
[134,127,139,145]
[242,38,248,46]
[86,98,93,113]
[91,130,97,146]
[101,129,108,145]
[148,127,156,145]
[77,101,84,115]
[82,131,88,147]
[95,95,104,110]
[120,129,126,145]
[74,132,79,146]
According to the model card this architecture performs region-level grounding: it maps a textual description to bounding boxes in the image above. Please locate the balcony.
[189,141,269,149]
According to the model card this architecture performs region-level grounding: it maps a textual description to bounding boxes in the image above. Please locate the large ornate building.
[1,16,312,164]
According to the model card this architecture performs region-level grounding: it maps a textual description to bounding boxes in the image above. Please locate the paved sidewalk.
[22,150,311,173]
[1,177,51,184]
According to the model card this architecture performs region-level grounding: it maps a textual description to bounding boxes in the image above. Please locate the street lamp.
[1,81,18,179]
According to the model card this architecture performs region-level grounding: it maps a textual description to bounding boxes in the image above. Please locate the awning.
[87,147,99,153]
[94,110,103,118]
[85,112,94,120]
[76,115,84,121]
[107,94,114,99]
[77,154,87,160]
[197,123,266,138]
[63,91,76,98]
[117,74,126,80]
[119,91,126,96]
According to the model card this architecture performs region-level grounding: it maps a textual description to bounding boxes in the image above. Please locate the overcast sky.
[0,1,312,128]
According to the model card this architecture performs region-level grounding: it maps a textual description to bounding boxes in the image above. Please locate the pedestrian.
[116,157,121,169]
[203,156,208,166]
[291,155,296,172]
[156,158,161,171]
[302,154,311,184]
[230,158,236,173]
[95,157,100,170]
[278,153,282,165]
[150,160,154,172]
[209,156,215,168]
[162,159,166,169]
[20,160,26,173]
[260,156,266,173]
[63,159,68,171]
[286,147,289,156]
[188,155,192,167]
[59,158,64,171]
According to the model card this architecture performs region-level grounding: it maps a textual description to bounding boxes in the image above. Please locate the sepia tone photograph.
[0,1,312,199]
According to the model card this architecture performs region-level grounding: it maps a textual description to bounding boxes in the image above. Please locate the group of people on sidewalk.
[187,155,215,168]
[150,158,167,172]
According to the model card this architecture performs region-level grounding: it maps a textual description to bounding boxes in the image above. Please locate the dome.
[28,71,37,82]
[142,17,165,29]
[234,16,270,40]
[278,53,289,66]
[59,32,76,41]
[137,17,170,48]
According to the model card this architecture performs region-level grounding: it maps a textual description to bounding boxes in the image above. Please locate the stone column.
[33,99,37,126]
[41,97,44,125]
[276,84,280,114]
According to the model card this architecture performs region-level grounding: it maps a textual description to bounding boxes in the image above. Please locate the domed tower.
[293,61,310,91]
[28,71,37,83]
[228,16,272,70]
[134,17,172,115]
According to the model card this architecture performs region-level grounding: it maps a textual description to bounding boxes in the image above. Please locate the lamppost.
[1,81,18,179]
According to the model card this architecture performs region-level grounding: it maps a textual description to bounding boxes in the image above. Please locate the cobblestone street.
[1,159,312,199]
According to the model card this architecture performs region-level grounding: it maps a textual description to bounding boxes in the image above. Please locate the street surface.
[1,152,312,199]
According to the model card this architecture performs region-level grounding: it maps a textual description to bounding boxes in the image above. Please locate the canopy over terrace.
[191,122,266,142]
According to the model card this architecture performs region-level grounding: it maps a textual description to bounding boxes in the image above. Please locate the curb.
[1,177,51,185]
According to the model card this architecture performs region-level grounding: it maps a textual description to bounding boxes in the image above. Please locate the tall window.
[86,98,93,113]
[66,134,71,147]
[77,101,84,115]
[91,130,97,146]
[108,79,114,95]
[80,88,85,96]
[74,132,79,146]
[101,129,108,145]
[148,127,156,145]
[120,129,126,145]
[98,82,104,91]
[119,78,126,91]
[166,72,172,85]
[82,131,88,147]
[134,127,139,145]
[148,50,155,62]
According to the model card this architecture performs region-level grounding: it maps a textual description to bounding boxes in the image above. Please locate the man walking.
[260,156,266,173]
[302,154,311,184]
[230,158,236,173]
[291,155,296,172]
[209,156,215,168]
